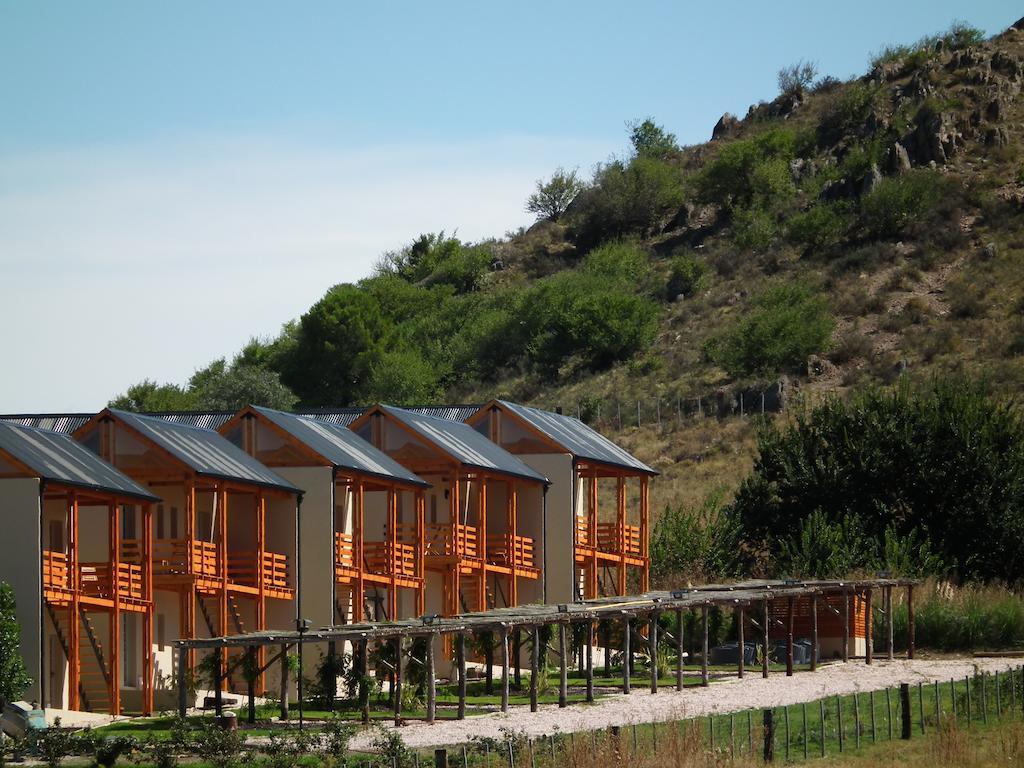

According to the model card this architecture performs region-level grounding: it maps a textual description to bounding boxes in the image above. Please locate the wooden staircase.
[46,604,112,713]
[459,577,495,614]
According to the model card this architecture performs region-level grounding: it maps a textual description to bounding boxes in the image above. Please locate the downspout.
[37,480,46,710]
[295,490,305,729]
[570,459,578,603]
[541,484,549,604]
[329,468,337,624]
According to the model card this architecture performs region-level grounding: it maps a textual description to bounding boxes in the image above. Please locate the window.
[122,505,137,540]
[157,613,166,651]
[156,505,165,539]
[170,507,179,539]
[430,495,437,524]
[48,520,64,552]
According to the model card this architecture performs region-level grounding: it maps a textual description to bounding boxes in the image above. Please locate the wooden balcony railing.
[335,532,356,570]
[364,541,418,578]
[43,551,143,601]
[425,523,478,559]
[228,551,290,591]
[151,539,219,579]
[597,523,643,557]
[574,517,593,548]
[486,534,535,569]
[43,550,69,590]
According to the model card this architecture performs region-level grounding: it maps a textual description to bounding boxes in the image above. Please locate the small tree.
[525,168,584,221]
[777,60,817,96]
[0,584,30,706]
[628,117,678,159]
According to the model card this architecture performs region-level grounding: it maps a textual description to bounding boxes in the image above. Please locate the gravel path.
[350,657,1024,750]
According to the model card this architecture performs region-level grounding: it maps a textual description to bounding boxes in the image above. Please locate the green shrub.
[651,491,744,585]
[697,129,797,209]
[568,157,685,248]
[730,379,1024,582]
[706,282,834,377]
[818,83,879,145]
[788,203,853,251]
[628,117,678,159]
[28,720,77,768]
[665,254,706,300]
[870,20,984,71]
[0,583,30,706]
[190,720,246,768]
[777,60,817,96]
[860,170,942,239]
[732,207,777,251]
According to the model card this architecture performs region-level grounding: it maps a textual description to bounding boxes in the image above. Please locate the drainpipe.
[570,459,578,603]
[295,491,305,729]
[37,480,46,710]
[541,485,549,604]
[329,468,337,624]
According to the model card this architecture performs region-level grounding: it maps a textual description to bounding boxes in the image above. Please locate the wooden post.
[457,632,467,720]
[435,749,448,768]
[865,589,874,665]
[786,597,794,676]
[141,501,154,715]
[393,637,403,726]
[110,501,122,715]
[887,586,894,662]
[622,616,631,694]
[763,709,774,762]
[907,585,916,660]
[500,627,510,713]
[279,643,289,720]
[585,621,594,703]
[359,638,370,724]
[701,604,709,687]
[737,605,745,679]
[529,625,539,713]
[900,683,912,739]
[762,598,770,679]
[558,623,569,706]
[676,608,685,691]
[176,644,188,718]
[214,646,223,715]
[426,634,436,724]
[649,612,659,693]
[843,588,850,663]
[513,629,521,690]
[247,646,256,725]
[810,594,818,672]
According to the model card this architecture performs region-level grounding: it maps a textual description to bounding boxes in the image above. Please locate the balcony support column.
[478,477,487,612]
[142,502,154,715]
[640,476,650,592]
[109,500,122,715]
[416,492,426,615]
[588,472,598,599]
[217,487,229,681]
[388,488,398,620]
[354,481,365,623]
[256,493,267,693]
[616,476,626,596]
[68,492,80,711]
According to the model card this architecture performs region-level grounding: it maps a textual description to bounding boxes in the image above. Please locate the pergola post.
[622,615,631,694]
[810,594,818,672]
[214,646,223,715]
[513,629,521,690]
[558,623,568,707]
[176,644,188,718]
[530,625,540,713]
[359,638,370,723]
[886,586,894,661]
[649,612,659,694]
[426,634,436,724]
[280,643,289,720]
[456,632,467,720]
[500,627,510,713]
[247,645,256,725]
[737,605,745,679]
[842,588,850,663]
[762,598,770,679]
[907,585,916,660]
[393,637,403,726]
[701,604,709,687]
[585,621,595,703]
[675,608,684,691]
[865,589,873,665]
[786,596,795,677]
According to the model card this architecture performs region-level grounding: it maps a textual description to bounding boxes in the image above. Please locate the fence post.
[854,692,860,749]
[762,709,774,762]
[900,683,912,739]
[819,699,826,758]
[435,749,448,768]
[636,401,641,428]
[919,682,926,732]
[870,689,877,742]
[802,701,808,760]
[784,705,790,761]
[886,687,893,739]
[837,696,843,752]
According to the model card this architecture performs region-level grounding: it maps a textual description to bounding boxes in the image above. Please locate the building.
[71,409,302,705]
[466,400,656,602]
[0,420,160,715]
[348,405,550,616]
[217,405,431,631]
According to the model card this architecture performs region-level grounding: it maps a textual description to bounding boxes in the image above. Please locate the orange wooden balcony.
[486,533,535,569]
[43,551,144,604]
[150,539,219,580]
[335,532,356,572]
[228,551,290,592]
[364,541,418,578]
[574,517,593,548]
[424,522,478,560]
[597,522,644,557]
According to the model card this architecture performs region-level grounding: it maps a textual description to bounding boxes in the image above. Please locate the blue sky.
[0,2,1017,411]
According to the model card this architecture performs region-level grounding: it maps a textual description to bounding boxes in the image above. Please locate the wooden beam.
[355,481,365,623]
[142,502,154,715]
[558,623,568,707]
[110,501,122,715]
[500,627,510,713]
[529,625,539,713]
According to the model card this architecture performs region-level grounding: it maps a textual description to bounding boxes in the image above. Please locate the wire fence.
[412,668,1021,767]
[536,382,788,432]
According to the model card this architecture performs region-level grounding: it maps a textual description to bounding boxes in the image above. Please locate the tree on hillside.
[189,359,298,411]
[730,379,1024,581]
[525,168,585,221]
[109,380,195,412]
[628,118,678,159]
[0,583,30,706]
[777,60,817,96]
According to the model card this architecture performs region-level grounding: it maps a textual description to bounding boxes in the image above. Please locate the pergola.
[174,577,918,725]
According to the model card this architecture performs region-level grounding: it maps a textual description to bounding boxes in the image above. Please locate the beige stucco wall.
[515,454,573,605]
[0,478,42,704]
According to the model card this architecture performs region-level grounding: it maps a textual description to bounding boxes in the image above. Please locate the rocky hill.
[115,18,1024,517]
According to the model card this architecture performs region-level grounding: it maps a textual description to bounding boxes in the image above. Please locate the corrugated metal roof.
[107,410,300,493]
[249,406,428,488]
[0,421,160,502]
[0,414,92,434]
[151,412,234,430]
[295,405,480,427]
[378,405,549,485]
[493,400,657,475]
